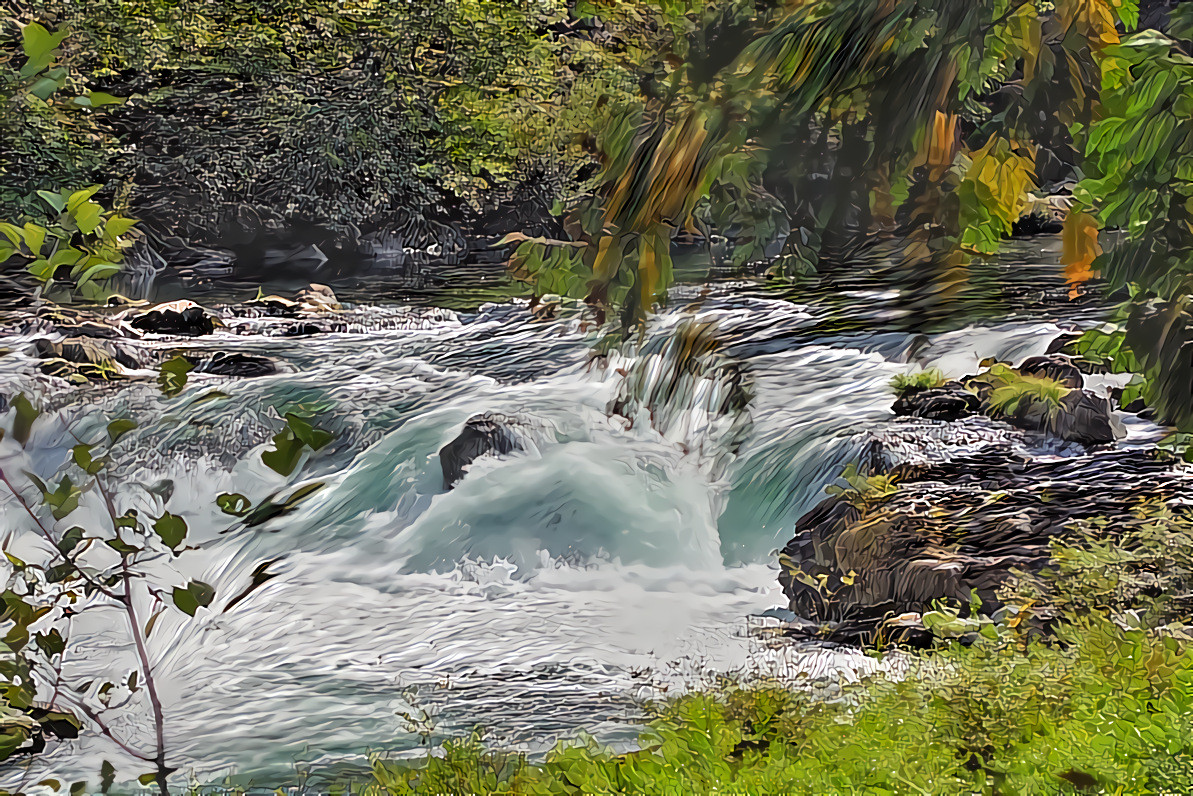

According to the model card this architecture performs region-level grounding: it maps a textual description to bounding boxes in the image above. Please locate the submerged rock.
[188,351,277,377]
[439,412,529,489]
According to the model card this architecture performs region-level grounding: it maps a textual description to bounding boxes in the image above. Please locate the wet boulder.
[439,413,527,489]
[1054,390,1118,446]
[892,385,979,421]
[127,300,216,336]
[33,337,141,381]
[296,283,341,312]
[281,322,326,337]
[1016,354,1083,389]
[188,351,277,377]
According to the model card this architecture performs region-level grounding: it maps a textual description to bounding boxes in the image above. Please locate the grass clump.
[889,367,947,396]
[983,363,1069,420]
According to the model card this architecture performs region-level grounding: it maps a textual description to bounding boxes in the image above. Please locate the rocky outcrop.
[439,413,531,489]
[895,355,1121,447]
[125,300,217,336]
[892,384,979,421]
[779,449,1193,645]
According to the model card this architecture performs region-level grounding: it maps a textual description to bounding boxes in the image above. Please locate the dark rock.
[128,301,215,336]
[779,449,1193,644]
[189,352,277,377]
[892,387,980,421]
[1011,211,1064,236]
[281,322,325,337]
[439,413,526,489]
[1046,330,1085,355]
[1054,390,1117,446]
[1016,354,1084,389]
[32,337,142,381]
[987,388,1118,446]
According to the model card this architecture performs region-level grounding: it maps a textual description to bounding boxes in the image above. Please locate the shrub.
[889,367,947,396]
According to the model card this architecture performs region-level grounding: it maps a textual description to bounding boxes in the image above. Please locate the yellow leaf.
[1062,210,1102,296]
[916,111,958,179]
[1056,0,1120,50]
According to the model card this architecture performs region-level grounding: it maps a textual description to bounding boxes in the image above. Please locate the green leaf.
[107,418,136,444]
[11,393,39,446]
[284,413,334,451]
[35,629,65,657]
[47,476,81,521]
[29,76,64,100]
[21,224,46,257]
[0,222,22,246]
[172,580,215,616]
[138,773,157,786]
[100,760,115,794]
[105,538,140,556]
[71,781,87,796]
[26,258,55,283]
[66,186,102,215]
[261,428,305,476]
[72,444,104,475]
[36,190,67,214]
[157,356,193,398]
[51,247,85,270]
[20,23,68,77]
[216,493,252,517]
[24,470,48,496]
[58,527,85,556]
[103,216,138,238]
[75,261,121,290]
[153,513,187,553]
[72,202,103,235]
[85,92,125,108]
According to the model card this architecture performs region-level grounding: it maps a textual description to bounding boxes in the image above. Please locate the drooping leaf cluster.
[521,0,1135,324]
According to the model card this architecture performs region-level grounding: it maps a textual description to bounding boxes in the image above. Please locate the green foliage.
[824,463,898,510]
[1058,19,1193,430]
[889,367,947,396]
[18,0,638,240]
[0,21,124,221]
[0,185,135,294]
[983,363,1069,420]
[364,604,1193,794]
[0,392,330,781]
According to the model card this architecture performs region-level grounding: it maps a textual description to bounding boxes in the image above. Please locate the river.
[0,237,1108,789]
